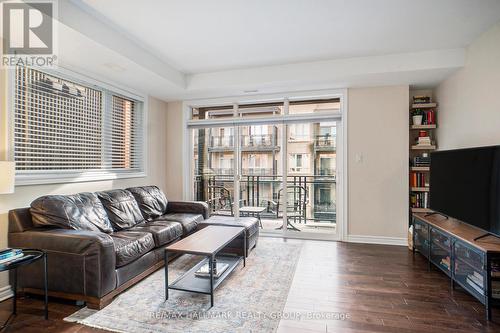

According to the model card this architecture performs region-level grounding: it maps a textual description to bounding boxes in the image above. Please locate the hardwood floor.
[1,239,499,333]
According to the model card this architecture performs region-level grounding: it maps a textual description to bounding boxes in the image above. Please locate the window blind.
[13,66,144,181]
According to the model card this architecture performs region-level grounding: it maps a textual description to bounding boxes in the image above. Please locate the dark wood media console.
[412,212,500,321]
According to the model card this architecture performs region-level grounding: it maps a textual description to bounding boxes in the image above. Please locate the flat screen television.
[429,146,500,237]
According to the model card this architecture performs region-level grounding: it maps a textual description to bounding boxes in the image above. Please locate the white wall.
[435,22,500,149]
[0,68,169,294]
[165,101,184,200]
[347,86,409,242]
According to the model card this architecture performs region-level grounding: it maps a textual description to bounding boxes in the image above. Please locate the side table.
[0,249,48,329]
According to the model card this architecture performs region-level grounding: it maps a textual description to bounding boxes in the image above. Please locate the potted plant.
[412,109,424,125]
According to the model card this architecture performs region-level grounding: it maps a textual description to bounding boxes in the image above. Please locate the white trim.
[182,103,191,200]
[346,235,408,246]
[7,66,148,186]
[186,112,342,128]
[261,232,338,242]
[0,285,13,302]
[340,90,348,241]
[182,88,348,242]
[280,99,289,235]
[15,171,147,186]
[184,88,345,109]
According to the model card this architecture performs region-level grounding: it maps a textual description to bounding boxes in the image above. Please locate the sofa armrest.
[8,229,116,298]
[167,201,209,219]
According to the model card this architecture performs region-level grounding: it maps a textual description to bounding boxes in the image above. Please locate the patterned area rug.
[65,238,302,333]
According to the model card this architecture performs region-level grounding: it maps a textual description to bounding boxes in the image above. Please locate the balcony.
[314,135,336,151]
[315,168,335,176]
[207,168,276,176]
[194,174,336,234]
[207,135,280,152]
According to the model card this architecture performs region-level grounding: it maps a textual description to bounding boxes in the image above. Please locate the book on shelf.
[417,137,432,145]
[492,281,500,299]
[410,172,427,187]
[467,271,484,288]
[0,248,22,261]
[410,192,429,208]
[413,96,431,104]
[424,109,436,125]
[412,109,436,125]
[466,276,484,294]
[0,253,24,264]
[413,156,431,167]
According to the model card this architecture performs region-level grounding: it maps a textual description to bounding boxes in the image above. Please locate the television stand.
[424,212,449,219]
[474,232,500,242]
[412,212,500,321]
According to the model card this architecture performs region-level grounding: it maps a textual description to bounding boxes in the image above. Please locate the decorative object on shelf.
[195,260,229,279]
[412,108,424,125]
[408,225,414,250]
[0,161,15,194]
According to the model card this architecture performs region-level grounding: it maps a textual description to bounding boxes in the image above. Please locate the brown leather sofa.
[8,186,259,309]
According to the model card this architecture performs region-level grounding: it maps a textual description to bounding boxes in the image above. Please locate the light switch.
[355,153,363,163]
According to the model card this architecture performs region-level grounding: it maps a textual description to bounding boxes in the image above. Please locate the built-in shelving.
[411,124,437,130]
[411,145,436,150]
[409,93,437,216]
[411,187,429,192]
[412,103,437,108]
[411,207,432,213]
[411,166,430,172]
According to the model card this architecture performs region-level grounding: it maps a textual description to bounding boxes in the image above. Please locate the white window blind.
[13,66,145,183]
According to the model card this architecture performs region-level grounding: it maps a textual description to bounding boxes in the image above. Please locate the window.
[289,123,310,141]
[289,153,310,173]
[12,67,145,183]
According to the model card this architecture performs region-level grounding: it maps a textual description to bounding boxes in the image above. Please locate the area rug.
[65,238,302,333]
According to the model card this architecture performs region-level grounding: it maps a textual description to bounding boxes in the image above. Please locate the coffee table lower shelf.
[166,255,243,304]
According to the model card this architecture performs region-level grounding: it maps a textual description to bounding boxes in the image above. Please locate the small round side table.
[0,249,48,329]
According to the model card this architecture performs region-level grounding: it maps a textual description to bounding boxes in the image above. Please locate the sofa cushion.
[30,193,113,233]
[97,190,145,231]
[130,220,182,247]
[126,186,168,220]
[199,215,259,237]
[155,213,203,234]
[110,231,155,267]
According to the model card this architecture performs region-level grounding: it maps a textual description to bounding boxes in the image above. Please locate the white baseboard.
[346,234,407,246]
[0,285,13,302]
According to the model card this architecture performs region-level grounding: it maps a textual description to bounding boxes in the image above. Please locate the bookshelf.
[409,93,437,214]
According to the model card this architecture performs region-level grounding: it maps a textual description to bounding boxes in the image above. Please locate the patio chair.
[275,185,308,231]
[207,185,245,216]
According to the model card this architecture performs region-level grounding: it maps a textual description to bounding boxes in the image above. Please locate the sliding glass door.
[188,96,343,240]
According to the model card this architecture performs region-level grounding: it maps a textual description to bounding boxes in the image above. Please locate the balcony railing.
[208,134,278,150]
[194,174,336,223]
[316,168,335,176]
[314,135,336,150]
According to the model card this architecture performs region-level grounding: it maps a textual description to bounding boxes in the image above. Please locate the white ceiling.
[80,0,500,74]
[49,0,500,100]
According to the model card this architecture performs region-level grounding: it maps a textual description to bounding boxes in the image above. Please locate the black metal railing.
[194,174,336,223]
[314,134,336,149]
[208,134,278,149]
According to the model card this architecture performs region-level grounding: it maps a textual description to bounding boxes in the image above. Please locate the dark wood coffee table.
[164,226,246,308]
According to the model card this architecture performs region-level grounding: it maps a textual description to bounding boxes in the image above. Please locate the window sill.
[15,171,147,186]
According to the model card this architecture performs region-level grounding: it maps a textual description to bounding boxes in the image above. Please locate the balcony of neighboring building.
[313,134,336,152]
[207,134,280,152]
